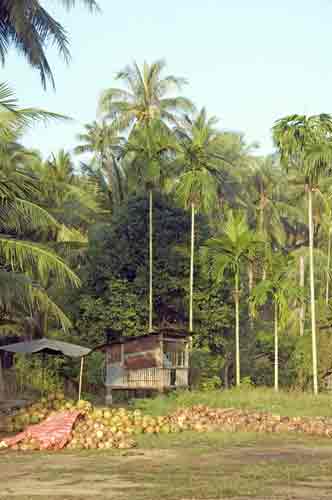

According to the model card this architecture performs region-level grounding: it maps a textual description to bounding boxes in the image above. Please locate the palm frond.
[0,237,81,288]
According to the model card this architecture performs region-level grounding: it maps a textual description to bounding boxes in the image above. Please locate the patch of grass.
[113,442,332,499]
[2,432,332,499]
[136,429,332,450]
[133,386,332,418]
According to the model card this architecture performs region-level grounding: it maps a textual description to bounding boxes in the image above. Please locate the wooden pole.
[42,353,46,397]
[78,356,84,401]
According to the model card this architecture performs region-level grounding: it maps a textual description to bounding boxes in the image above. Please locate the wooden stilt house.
[103,328,189,404]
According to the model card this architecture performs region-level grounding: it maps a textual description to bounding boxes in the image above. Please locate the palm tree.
[0,85,80,319]
[247,157,287,247]
[273,113,332,394]
[0,0,99,88]
[0,144,80,286]
[250,252,302,391]
[100,60,193,331]
[75,121,126,208]
[174,108,225,344]
[124,121,175,331]
[0,82,68,141]
[313,188,332,306]
[28,149,101,232]
[99,59,193,132]
[202,211,260,386]
[0,141,81,357]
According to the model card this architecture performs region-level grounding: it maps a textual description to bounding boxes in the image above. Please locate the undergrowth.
[133,386,332,418]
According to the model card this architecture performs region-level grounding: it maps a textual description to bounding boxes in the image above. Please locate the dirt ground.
[1,434,332,499]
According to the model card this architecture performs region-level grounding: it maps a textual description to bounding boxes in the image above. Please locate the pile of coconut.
[168,405,332,437]
[1,392,90,433]
[0,394,182,451]
[67,408,180,451]
[3,397,332,452]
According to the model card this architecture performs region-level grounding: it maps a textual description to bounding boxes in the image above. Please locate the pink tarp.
[2,410,82,450]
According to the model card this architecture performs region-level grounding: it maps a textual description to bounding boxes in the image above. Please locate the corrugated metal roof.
[107,330,189,344]
[0,338,91,358]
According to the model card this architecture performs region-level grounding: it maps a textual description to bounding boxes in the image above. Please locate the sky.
[3,0,332,159]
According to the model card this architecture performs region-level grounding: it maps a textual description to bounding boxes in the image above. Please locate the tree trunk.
[248,262,253,294]
[149,189,153,332]
[326,228,331,306]
[274,301,279,392]
[308,188,318,394]
[248,262,254,330]
[260,201,267,280]
[223,360,230,390]
[235,271,240,386]
[299,255,305,337]
[189,202,195,350]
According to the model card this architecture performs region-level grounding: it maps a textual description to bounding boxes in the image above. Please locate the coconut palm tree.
[75,121,126,208]
[0,82,68,141]
[0,85,80,321]
[174,108,227,343]
[202,211,261,386]
[273,113,332,394]
[28,149,102,233]
[0,140,80,354]
[250,252,303,391]
[246,157,288,246]
[0,0,99,88]
[0,144,80,286]
[124,120,175,331]
[99,59,193,132]
[312,188,332,306]
[100,60,193,331]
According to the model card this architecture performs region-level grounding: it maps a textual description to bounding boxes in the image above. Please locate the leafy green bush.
[190,348,223,390]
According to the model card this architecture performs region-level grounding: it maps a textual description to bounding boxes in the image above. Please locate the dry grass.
[2,432,332,499]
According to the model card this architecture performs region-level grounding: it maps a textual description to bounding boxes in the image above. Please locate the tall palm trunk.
[149,189,153,332]
[299,255,305,337]
[189,202,195,349]
[274,301,279,392]
[235,270,240,386]
[308,188,318,394]
[248,262,254,330]
[326,228,332,306]
[260,198,267,281]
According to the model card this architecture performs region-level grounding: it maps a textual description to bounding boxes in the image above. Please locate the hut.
[102,328,190,404]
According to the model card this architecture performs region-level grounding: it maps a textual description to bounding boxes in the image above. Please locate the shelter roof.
[0,338,91,358]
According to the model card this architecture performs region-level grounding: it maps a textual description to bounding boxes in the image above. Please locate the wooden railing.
[108,367,188,389]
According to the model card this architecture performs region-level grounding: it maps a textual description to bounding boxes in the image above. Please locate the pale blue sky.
[3,0,332,158]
